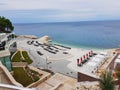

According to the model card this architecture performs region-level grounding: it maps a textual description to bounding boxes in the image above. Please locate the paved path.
[12,62,28,67]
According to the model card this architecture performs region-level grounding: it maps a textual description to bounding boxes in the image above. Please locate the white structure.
[36,35,51,44]
[99,51,109,57]
[68,51,109,79]
[114,55,120,68]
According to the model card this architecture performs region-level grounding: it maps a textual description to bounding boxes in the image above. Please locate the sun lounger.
[27,40,34,45]
[37,51,43,55]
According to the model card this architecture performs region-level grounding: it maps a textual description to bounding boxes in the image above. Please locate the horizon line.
[13,19,120,24]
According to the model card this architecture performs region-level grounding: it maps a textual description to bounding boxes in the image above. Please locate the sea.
[14,20,120,49]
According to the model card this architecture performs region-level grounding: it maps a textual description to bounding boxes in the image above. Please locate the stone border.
[27,65,51,88]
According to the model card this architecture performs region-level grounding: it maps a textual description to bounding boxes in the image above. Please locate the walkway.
[12,62,28,67]
[36,73,77,90]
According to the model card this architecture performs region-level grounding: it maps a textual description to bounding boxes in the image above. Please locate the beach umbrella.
[89,52,91,56]
[79,57,82,63]
[83,55,86,59]
[77,59,79,65]
[80,57,82,62]
[91,50,93,55]
[86,53,88,58]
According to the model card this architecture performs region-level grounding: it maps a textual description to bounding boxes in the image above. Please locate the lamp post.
[44,56,49,69]
[46,56,48,69]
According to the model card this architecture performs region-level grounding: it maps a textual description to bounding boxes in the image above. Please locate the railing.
[5,38,16,50]
[0,33,14,42]
[0,33,16,50]
[0,84,38,90]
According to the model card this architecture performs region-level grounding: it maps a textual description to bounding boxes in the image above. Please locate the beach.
[15,35,115,78]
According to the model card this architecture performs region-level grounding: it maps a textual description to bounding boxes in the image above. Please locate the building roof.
[86,62,97,67]
[0,50,10,57]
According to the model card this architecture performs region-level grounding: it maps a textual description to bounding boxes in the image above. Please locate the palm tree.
[0,16,14,33]
[99,70,115,90]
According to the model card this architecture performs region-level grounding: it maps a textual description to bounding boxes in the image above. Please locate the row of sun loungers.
[27,40,61,54]
[54,44,71,49]
[43,48,56,54]
[27,40,34,45]
[27,40,70,55]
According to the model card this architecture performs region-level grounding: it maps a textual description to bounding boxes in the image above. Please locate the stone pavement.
[12,62,28,67]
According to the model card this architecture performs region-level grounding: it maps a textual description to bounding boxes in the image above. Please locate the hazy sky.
[0,0,120,23]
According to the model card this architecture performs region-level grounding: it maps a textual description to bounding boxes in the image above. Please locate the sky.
[0,0,120,23]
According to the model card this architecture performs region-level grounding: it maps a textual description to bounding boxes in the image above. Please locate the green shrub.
[33,75,39,82]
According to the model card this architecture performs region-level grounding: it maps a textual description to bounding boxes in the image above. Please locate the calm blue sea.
[14,21,120,49]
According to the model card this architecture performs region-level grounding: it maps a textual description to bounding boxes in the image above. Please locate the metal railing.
[0,83,38,90]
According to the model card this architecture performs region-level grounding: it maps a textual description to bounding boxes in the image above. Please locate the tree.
[0,16,14,33]
[99,70,115,90]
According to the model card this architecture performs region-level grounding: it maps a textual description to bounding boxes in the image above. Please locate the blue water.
[14,21,120,49]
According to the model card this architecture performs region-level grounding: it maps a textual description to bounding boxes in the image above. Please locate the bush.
[33,76,39,82]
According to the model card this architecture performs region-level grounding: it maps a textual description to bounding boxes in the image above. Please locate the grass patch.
[12,51,33,64]
[22,51,33,64]
[13,67,33,87]
[12,51,21,62]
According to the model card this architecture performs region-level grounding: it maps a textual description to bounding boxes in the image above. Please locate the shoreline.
[52,41,117,51]
[18,35,117,51]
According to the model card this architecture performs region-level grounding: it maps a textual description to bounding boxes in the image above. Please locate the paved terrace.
[36,73,77,90]
[0,50,10,57]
